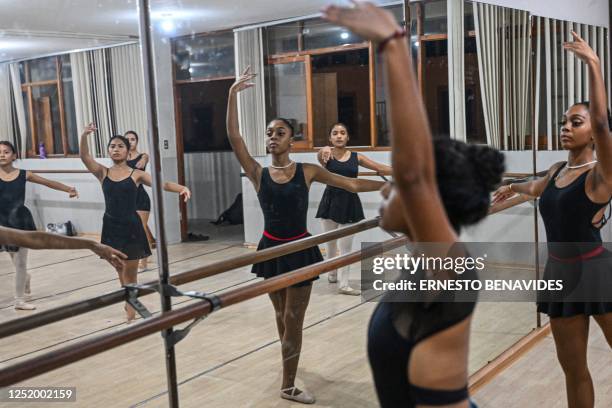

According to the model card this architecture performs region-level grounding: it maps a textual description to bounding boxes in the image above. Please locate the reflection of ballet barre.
[0,218,382,339]
[26,170,91,174]
[0,234,407,386]
[240,171,389,177]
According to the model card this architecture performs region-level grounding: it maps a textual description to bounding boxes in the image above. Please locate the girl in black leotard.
[125,130,155,270]
[0,141,79,311]
[79,124,191,321]
[316,123,391,295]
[324,3,504,407]
[492,32,612,407]
[227,69,384,404]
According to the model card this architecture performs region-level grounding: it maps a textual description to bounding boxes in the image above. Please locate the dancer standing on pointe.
[0,141,79,310]
[125,130,155,271]
[227,69,384,404]
[316,123,391,295]
[492,31,612,408]
[323,3,504,406]
[80,124,191,321]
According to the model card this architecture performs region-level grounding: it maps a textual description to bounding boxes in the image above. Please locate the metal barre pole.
[0,236,407,386]
[0,218,381,339]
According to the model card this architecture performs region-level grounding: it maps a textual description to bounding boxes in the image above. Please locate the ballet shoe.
[338,286,361,296]
[14,299,36,310]
[280,386,315,404]
[328,271,337,283]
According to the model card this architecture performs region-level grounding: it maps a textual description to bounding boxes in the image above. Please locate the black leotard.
[0,170,36,252]
[127,153,151,212]
[100,168,151,260]
[251,163,323,287]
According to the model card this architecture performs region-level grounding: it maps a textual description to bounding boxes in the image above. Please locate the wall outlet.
[163,140,169,149]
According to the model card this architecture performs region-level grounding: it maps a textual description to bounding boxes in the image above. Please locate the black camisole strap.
[551,162,566,180]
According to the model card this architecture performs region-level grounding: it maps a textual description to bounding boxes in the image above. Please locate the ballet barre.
[0,235,407,386]
[0,218,381,339]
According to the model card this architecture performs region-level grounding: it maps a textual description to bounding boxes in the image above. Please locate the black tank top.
[539,163,608,255]
[326,151,358,178]
[127,153,146,170]
[257,163,308,239]
[0,170,26,218]
[102,169,139,219]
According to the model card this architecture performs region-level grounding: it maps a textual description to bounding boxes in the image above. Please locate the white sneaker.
[328,271,337,283]
[280,387,315,404]
[14,299,36,310]
[338,286,361,296]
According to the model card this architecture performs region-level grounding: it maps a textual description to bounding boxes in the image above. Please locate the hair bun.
[466,144,505,191]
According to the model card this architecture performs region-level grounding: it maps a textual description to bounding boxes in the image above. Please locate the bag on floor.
[212,193,243,225]
[46,221,77,236]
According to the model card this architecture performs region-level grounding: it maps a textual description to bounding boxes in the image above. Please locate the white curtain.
[234,28,267,157]
[473,3,530,150]
[0,64,12,143]
[9,63,27,158]
[109,44,148,154]
[534,17,609,150]
[70,49,114,157]
[448,0,466,141]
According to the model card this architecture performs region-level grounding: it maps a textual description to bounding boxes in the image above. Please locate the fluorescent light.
[161,20,175,33]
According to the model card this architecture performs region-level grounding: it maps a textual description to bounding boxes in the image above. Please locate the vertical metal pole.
[530,15,542,329]
[136,1,180,406]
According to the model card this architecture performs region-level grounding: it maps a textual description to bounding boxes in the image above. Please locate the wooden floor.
[473,322,612,407]
[0,234,582,407]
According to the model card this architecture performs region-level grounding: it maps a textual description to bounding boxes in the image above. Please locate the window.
[263,4,403,150]
[173,32,235,153]
[19,55,77,157]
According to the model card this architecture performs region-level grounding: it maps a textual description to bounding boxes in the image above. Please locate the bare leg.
[593,312,612,348]
[137,210,153,270]
[122,259,140,321]
[269,289,288,340]
[551,315,593,408]
[280,284,312,391]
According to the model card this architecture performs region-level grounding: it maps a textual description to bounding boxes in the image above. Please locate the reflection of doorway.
[174,79,243,242]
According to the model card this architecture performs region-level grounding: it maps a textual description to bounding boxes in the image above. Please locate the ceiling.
[0,0,399,62]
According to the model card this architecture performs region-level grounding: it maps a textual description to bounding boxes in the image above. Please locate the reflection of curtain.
[0,64,12,144]
[234,28,266,156]
[448,0,466,141]
[534,17,609,150]
[9,64,27,158]
[473,3,530,150]
[70,50,114,157]
[110,44,148,154]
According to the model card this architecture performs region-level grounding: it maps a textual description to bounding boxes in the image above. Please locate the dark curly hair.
[433,138,505,233]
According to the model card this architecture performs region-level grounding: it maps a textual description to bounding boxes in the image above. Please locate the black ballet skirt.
[101,170,151,260]
[251,163,323,287]
[127,153,151,212]
[0,170,36,252]
[537,163,612,318]
[316,151,365,224]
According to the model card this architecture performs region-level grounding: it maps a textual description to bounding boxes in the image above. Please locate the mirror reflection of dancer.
[316,123,392,295]
[0,141,79,310]
[492,32,612,408]
[79,124,191,321]
[0,226,126,269]
[227,70,384,404]
[324,3,504,407]
[124,131,155,271]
